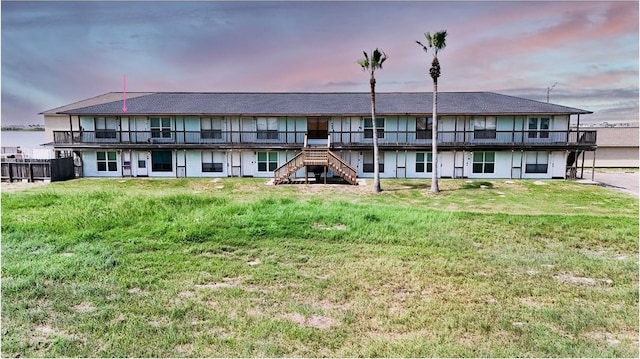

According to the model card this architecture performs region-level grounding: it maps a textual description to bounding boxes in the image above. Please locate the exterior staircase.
[273,136,357,185]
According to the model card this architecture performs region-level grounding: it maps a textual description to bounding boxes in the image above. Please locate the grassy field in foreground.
[1,178,638,357]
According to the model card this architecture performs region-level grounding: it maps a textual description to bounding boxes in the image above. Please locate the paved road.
[583,171,639,197]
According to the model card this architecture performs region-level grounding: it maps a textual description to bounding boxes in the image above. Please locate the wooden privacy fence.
[1,157,75,182]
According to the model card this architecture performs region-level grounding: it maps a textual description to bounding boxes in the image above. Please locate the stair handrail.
[327,150,357,184]
[273,151,305,181]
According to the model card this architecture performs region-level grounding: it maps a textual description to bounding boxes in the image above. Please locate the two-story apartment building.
[42,92,596,182]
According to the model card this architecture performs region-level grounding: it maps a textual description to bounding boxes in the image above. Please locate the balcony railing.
[53,129,597,147]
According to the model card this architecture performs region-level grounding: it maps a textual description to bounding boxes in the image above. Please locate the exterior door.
[551,151,566,178]
[231,151,241,177]
[440,151,454,178]
[241,151,254,177]
[307,117,329,146]
[136,152,148,177]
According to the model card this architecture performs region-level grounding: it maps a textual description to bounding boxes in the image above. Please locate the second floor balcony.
[53,129,597,149]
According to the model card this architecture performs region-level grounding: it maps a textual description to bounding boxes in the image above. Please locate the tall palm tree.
[358,48,387,193]
[416,30,447,193]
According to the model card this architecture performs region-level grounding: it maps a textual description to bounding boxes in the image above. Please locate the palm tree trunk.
[370,76,381,192]
[431,80,439,193]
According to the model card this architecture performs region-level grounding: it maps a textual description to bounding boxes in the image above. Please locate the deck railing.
[53,129,597,147]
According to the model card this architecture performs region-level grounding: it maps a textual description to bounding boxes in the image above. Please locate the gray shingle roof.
[40,92,153,115]
[54,92,592,116]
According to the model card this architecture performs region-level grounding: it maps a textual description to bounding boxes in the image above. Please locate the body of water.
[1,130,48,156]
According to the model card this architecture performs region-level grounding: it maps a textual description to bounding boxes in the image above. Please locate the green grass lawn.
[1,178,638,357]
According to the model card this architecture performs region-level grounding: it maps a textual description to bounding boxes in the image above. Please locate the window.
[257,118,278,140]
[202,151,224,172]
[415,152,433,173]
[472,152,495,174]
[257,152,278,172]
[150,117,172,138]
[363,152,384,173]
[416,117,433,140]
[474,116,496,139]
[364,118,385,139]
[201,117,223,139]
[95,117,117,139]
[525,151,548,173]
[97,151,117,172]
[151,151,172,172]
[528,118,550,139]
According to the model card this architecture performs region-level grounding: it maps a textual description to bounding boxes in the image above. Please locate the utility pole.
[547,82,557,103]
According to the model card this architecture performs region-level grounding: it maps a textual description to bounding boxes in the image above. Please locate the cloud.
[1,1,638,126]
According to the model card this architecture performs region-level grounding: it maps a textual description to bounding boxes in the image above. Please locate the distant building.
[581,126,639,168]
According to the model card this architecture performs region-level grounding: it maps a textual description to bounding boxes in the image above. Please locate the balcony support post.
[69,115,74,144]
[591,151,596,181]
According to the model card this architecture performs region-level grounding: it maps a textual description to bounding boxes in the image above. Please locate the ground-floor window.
[257,152,278,172]
[363,152,384,173]
[202,151,224,172]
[473,151,495,173]
[97,151,117,172]
[525,151,548,173]
[415,152,433,173]
[151,150,173,172]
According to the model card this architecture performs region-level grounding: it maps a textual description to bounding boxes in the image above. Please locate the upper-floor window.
[257,118,278,140]
[474,116,496,139]
[150,117,172,138]
[364,118,385,139]
[201,117,223,139]
[416,117,433,140]
[528,118,550,139]
[95,117,117,139]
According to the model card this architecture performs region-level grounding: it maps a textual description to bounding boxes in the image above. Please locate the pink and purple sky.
[1,1,638,125]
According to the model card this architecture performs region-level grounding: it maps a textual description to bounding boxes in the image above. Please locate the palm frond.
[371,48,387,68]
[357,58,369,70]
[432,30,447,54]
[415,40,429,53]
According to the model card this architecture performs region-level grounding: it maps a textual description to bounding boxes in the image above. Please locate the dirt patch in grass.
[553,273,613,286]
[0,181,50,192]
[589,331,621,345]
[312,222,348,230]
[148,317,170,328]
[72,302,96,313]
[281,312,337,329]
[295,182,370,195]
[247,258,261,266]
[195,277,243,290]
[178,290,195,297]
[520,297,544,308]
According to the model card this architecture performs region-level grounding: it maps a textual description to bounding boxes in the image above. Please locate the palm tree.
[416,30,447,193]
[358,48,387,193]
